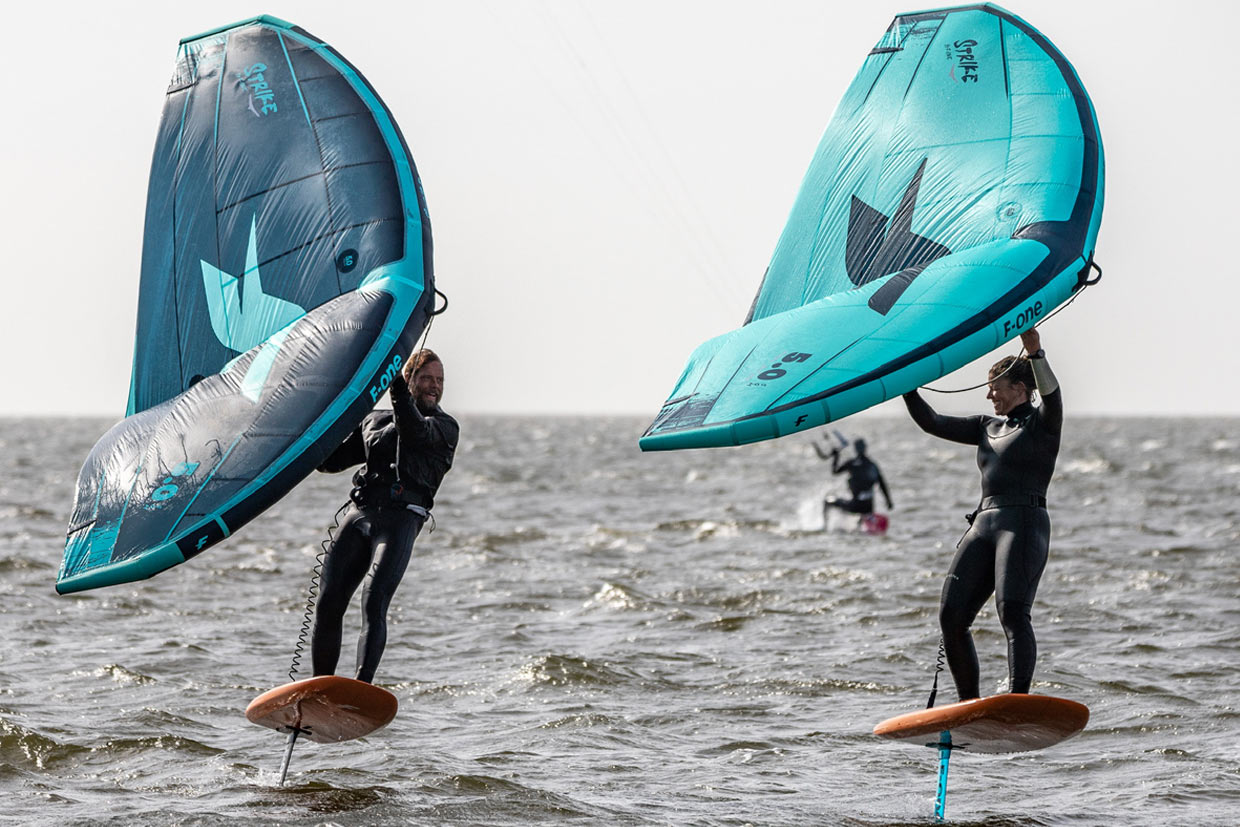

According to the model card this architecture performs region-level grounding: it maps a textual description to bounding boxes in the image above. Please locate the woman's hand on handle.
[1019,327,1041,356]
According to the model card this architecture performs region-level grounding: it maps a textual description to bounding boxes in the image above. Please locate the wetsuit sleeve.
[1039,388,1063,437]
[317,427,365,473]
[877,467,893,509]
[1032,357,1063,437]
[831,452,846,474]
[902,390,983,445]
[389,374,460,452]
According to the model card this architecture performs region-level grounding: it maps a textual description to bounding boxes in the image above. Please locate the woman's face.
[986,377,1028,417]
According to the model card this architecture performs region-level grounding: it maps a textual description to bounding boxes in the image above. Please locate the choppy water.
[1,415,1237,826]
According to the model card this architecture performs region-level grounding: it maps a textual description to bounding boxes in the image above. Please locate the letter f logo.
[200,216,309,403]
[201,215,306,353]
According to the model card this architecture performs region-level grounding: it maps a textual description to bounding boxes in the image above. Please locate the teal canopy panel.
[641,4,1103,451]
[59,17,435,593]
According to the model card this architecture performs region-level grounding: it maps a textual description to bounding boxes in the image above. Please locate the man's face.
[412,360,444,409]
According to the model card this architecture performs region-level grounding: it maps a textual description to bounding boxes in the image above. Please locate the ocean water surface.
[1,414,1237,825]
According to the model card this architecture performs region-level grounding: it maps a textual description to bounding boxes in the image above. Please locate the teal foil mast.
[935,731,952,821]
[59,17,435,593]
[641,4,1103,451]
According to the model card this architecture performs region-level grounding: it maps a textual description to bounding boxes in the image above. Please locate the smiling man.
[311,349,459,683]
[901,329,1062,702]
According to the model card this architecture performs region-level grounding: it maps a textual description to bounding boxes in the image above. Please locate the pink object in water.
[861,513,889,535]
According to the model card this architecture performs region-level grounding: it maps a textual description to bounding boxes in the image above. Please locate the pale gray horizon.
[3,0,1235,419]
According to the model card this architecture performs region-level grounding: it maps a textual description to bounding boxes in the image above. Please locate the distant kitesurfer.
[903,328,1059,700]
[312,349,458,683]
[815,437,893,521]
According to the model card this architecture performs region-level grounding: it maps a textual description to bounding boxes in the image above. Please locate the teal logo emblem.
[200,216,306,401]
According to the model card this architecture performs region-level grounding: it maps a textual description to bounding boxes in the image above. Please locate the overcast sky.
[2,0,1236,418]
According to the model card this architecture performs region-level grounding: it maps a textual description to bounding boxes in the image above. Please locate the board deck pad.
[873,694,1089,753]
[246,676,398,744]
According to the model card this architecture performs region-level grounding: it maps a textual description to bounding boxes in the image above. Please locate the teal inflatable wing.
[640,4,1103,451]
[59,17,435,593]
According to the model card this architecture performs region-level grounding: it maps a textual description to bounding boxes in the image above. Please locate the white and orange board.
[874,694,1088,754]
[246,676,398,744]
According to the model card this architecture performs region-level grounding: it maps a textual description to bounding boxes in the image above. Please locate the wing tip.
[55,543,187,595]
[639,424,733,452]
[640,415,787,452]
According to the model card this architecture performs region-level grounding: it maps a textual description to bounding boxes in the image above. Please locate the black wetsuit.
[827,454,891,515]
[312,374,459,683]
[904,384,1061,699]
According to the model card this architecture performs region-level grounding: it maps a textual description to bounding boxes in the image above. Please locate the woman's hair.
[989,354,1034,391]
[402,348,441,382]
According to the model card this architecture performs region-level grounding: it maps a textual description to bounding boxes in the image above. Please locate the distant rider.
[815,437,893,521]
[311,349,458,683]
[903,328,1059,700]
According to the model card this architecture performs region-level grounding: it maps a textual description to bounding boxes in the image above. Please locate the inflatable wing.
[641,4,1103,451]
[59,17,435,593]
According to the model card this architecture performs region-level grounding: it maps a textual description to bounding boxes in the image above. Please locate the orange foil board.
[245,676,398,744]
[873,694,1089,754]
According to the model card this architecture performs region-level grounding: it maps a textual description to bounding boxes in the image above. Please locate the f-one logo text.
[1003,300,1044,337]
[951,39,980,83]
[369,353,404,403]
[236,62,278,116]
